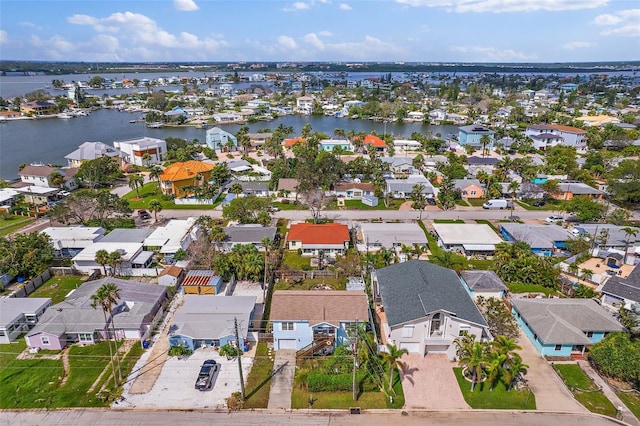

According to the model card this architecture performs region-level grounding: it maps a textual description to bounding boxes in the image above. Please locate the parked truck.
[482,199,512,210]
[195,359,218,391]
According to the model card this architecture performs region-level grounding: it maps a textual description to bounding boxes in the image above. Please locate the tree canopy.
[607,159,640,204]
[48,189,132,227]
[0,232,54,279]
[222,196,272,224]
[76,157,122,188]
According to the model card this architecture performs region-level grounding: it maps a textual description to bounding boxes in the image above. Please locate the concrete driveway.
[516,330,586,412]
[121,347,253,409]
[400,354,469,410]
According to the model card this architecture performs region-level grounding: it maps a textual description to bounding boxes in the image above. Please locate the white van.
[482,199,511,209]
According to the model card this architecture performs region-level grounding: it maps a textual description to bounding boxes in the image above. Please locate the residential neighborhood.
[0,62,639,425]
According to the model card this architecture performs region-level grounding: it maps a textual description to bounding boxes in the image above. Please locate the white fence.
[173,198,216,205]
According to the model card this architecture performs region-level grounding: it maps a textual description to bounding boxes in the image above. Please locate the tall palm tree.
[621,227,638,264]
[128,173,144,198]
[95,249,110,276]
[492,335,522,359]
[148,199,163,223]
[260,237,272,294]
[460,341,488,392]
[230,182,243,196]
[90,285,118,387]
[508,180,520,219]
[480,134,491,158]
[429,251,464,272]
[503,357,528,391]
[381,343,409,389]
[101,283,123,381]
[108,251,123,277]
[209,226,227,252]
[149,166,162,193]
[486,351,507,391]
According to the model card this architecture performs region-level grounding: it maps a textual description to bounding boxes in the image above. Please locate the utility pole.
[352,320,358,401]
[234,317,246,400]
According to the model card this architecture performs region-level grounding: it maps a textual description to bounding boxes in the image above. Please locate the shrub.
[168,345,193,357]
[307,370,377,392]
[281,199,290,204]
[589,332,640,387]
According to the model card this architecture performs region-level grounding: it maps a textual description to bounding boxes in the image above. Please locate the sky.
[1,0,639,63]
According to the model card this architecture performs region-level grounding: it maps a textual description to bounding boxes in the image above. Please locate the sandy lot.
[119,347,253,409]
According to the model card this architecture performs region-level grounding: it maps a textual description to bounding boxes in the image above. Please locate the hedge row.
[307,370,378,392]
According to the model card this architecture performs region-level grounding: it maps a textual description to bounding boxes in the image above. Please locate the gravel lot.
[120,347,253,409]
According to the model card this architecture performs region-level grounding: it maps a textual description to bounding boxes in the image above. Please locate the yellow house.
[159,160,214,197]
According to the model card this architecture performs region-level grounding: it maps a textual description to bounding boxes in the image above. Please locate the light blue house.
[206,127,238,151]
[460,270,507,300]
[500,223,573,257]
[319,139,353,152]
[168,295,256,351]
[270,290,369,352]
[458,125,494,147]
[511,298,624,357]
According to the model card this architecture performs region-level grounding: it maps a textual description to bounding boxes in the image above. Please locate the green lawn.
[467,198,486,207]
[291,361,403,409]
[617,391,640,420]
[507,282,557,296]
[272,201,305,210]
[243,343,275,409]
[453,367,536,410]
[343,200,392,210]
[29,275,85,304]
[468,259,495,270]
[123,182,219,210]
[433,219,465,224]
[553,364,618,417]
[282,251,311,270]
[0,340,143,408]
[517,200,570,212]
[274,277,347,291]
[0,215,36,236]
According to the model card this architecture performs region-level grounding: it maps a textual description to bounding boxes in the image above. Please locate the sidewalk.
[579,361,640,426]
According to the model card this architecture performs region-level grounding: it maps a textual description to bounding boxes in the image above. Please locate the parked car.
[533,200,546,207]
[138,209,151,220]
[268,205,280,212]
[59,190,71,197]
[195,359,219,391]
[545,215,564,223]
[426,198,436,205]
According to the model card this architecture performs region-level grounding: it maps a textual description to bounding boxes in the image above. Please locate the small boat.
[146,122,164,128]
[57,113,73,119]
[130,119,137,124]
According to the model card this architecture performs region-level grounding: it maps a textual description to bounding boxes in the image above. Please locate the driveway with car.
[400,354,469,410]
[121,347,253,409]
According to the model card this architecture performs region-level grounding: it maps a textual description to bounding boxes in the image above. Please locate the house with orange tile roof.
[356,134,387,154]
[283,137,305,150]
[159,160,214,196]
[287,223,350,257]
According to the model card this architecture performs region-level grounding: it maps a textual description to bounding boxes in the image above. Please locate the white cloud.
[317,30,333,36]
[277,35,298,50]
[0,30,8,44]
[174,0,199,11]
[18,22,43,30]
[283,2,311,12]
[562,41,592,50]
[339,3,352,10]
[396,0,609,13]
[451,45,537,60]
[593,9,640,37]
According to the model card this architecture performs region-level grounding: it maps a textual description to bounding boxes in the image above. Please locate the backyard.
[281,251,311,270]
[453,367,536,410]
[29,275,85,304]
[507,282,557,296]
[243,343,275,409]
[123,182,219,210]
[0,340,144,408]
[274,277,347,291]
[0,214,35,237]
[553,364,618,417]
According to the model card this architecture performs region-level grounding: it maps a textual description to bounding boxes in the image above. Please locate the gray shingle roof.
[601,264,640,304]
[376,260,487,327]
[100,228,154,243]
[512,298,624,345]
[501,223,573,249]
[460,270,507,291]
[224,226,276,244]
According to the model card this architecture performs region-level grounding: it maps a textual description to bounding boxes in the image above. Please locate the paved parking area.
[400,354,469,410]
[120,348,253,409]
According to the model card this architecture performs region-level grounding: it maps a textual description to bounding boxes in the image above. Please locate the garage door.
[425,345,449,354]
[399,342,420,353]
[278,339,297,350]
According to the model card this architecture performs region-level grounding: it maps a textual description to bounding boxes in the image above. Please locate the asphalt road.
[0,409,625,426]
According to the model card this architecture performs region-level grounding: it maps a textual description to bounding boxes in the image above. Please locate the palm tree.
[141,153,152,167]
[230,182,243,196]
[454,332,476,360]
[486,351,507,391]
[108,251,123,277]
[128,173,144,198]
[460,341,488,392]
[503,357,528,391]
[568,262,580,278]
[507,180,520,219]
[580,268,594,282]
[148,199,163,223]
[49,171,65,189]
[480,134,491,158]
[209,226,227,252]
[95,249,110,276]
[381,343,409,389]
[101,283,123,381]
[429,251,464,272]
[492,335,522,359]
[149,166,162,193]
[621,227,638,264]
[260,237,272,294]
[91,286,119,388]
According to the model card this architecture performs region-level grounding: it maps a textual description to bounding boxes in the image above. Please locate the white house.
[296,96,314,114]
[113,136,166,166]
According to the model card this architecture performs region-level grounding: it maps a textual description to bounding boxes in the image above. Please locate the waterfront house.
[270,291,369,351]
[287,222,350,257]
[113,136,166,166]
[18,164,79,190]
[283,137,305,150]
[213,112,243,124]
[296,96,314,114]
[168,295,257,351]
[64,141,124,168]
[319,139,353,152]
[373,260,491,358]
[393,139,422,151]
[460,270,507,300]
[512,298,624,357]
[500,223,573,257]
[206,127,238,151]
[247,132,272,148]
[0,298,51,344]
[221,225,276,252]
[159,160,214,196]
[458,125,494,148]
[20,100,56,116]
[358,134,387,154]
